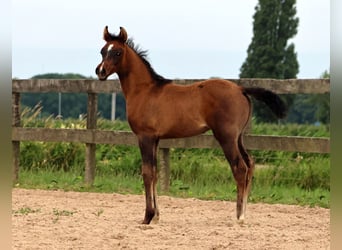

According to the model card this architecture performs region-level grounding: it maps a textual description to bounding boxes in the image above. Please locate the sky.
[12,0,330,79]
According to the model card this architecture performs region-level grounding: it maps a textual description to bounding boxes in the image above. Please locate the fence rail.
[12,128,329,153]
[12,78,330,94]
[12,78,330,190]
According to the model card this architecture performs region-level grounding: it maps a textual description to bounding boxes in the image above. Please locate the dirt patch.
[12,188,330,249]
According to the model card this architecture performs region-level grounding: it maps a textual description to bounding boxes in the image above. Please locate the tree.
[240,0,299,122]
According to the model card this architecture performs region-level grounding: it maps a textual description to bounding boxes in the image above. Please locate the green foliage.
[253,158,329,190]
[22,73,89,118]
[96,144,141,177]
[170,148,232,186]
[250,122,329,169]
[20,142,85,172]
[286,93,330,124]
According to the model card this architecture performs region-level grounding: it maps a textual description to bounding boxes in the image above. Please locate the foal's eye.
[115,51,121,56]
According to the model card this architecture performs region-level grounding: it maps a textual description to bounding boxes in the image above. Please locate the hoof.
[142,209,159,224]
[237,213,245,224]
[151,213,160,224]
[142,218,151,224]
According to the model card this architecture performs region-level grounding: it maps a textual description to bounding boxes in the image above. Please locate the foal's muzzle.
[95,64,107,80]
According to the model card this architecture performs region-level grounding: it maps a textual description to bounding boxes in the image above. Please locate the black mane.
[126,38,172,86]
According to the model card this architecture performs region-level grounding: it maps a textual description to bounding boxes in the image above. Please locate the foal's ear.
[103,26,112,42]
[103,26,127,42]
[118,27,128,42]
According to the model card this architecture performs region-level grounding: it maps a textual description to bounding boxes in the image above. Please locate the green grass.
[167,148,329,207]
[17,166,329,208]
[16,115,330,208]
[17,150,330,208]
[17,168,144,194]
[251,121,329,137]
[13,206,41,215]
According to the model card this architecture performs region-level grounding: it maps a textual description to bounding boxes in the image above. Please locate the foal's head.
[95,26,128,80]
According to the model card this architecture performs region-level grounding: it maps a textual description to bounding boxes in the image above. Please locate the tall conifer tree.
[240,0,299,122]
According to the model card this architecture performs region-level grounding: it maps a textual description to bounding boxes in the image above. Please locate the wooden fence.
[12,79,330,191]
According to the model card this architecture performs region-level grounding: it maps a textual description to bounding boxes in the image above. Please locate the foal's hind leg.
[237,134,255,219]
[215,132,252,221]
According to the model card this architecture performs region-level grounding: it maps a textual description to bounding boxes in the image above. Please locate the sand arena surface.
[12,188,329,249]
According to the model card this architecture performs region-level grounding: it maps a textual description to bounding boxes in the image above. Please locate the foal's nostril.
[95,65,106,76]
[100,68,106,76]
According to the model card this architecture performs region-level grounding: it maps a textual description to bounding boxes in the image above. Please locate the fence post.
[12,92,21,183]
[158,148,170,192]
[111,93,116,121]
[85,93,98,185]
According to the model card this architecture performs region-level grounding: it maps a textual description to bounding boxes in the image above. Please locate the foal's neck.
[117,47,155,100]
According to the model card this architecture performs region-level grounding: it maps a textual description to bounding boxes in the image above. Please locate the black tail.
[243,87,287,119]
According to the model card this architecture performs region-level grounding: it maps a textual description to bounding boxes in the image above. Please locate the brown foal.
[96,26,286,224]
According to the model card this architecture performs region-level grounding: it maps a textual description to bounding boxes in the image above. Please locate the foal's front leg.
[138,136,159,224]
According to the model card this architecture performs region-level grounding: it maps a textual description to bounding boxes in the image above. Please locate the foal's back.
[128,79,251,139]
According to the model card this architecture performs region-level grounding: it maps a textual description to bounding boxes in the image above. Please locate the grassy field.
[16,113,330,208]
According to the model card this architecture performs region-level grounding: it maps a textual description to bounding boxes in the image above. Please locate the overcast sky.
[12,0,330,79]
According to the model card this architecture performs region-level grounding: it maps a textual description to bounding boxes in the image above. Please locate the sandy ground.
[12,188,330,250]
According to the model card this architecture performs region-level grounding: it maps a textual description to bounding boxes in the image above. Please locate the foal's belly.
[158,122,210,139]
